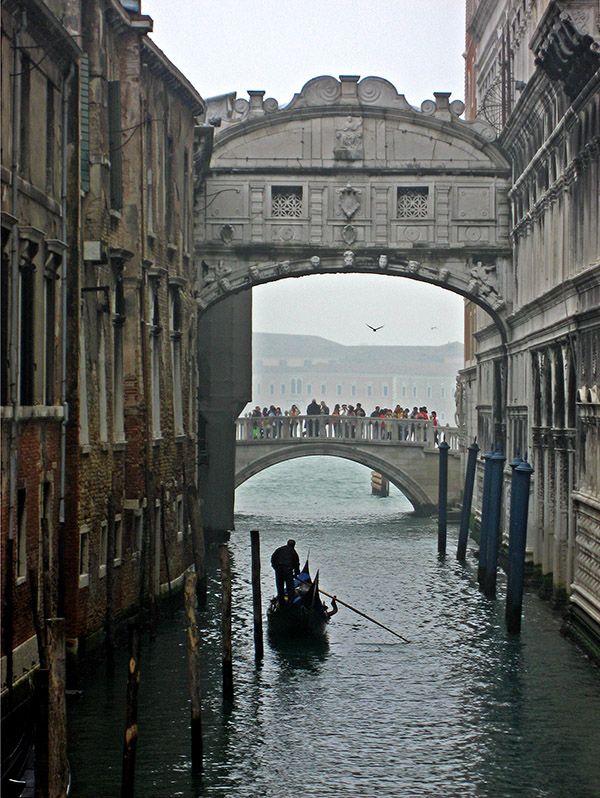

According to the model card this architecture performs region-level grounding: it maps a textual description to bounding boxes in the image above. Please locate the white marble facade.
[464,0,600,647]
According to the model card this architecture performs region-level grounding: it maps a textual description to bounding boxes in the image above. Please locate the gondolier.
[271,539,300,604]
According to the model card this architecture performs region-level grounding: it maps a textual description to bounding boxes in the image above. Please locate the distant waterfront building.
[248,334,462,423]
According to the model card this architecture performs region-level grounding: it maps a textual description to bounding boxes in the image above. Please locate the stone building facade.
[1,0,209,696]
[462,0,600,653]
[249,333,462,424]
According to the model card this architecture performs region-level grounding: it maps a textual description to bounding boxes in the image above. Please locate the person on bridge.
[306,398,320,437]
[271,539,300,604]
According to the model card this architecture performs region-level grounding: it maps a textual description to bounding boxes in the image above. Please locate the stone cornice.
[3,0,82,64]
[209,76,502,154]
[105,0,153,35]
[142,38,205,117]
[467,0,503,40]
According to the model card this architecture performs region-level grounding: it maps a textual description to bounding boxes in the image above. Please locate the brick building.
[1,0,81,698]
[1,0,211,697]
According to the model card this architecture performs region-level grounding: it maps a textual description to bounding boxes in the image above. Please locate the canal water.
[68,457,600,797]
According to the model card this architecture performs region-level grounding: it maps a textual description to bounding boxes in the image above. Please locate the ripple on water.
[68,458,600,798]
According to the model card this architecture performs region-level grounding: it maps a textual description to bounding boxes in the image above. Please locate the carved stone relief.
[334,116,363,160]
[467,261,505,309]
[203,261,232,284]
[341,225,357,245]
[337,184,362,219]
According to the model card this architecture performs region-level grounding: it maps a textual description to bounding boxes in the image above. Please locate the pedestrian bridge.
[235,416,462,515]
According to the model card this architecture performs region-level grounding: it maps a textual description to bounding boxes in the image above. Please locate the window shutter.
[80,55,90,192]
[108,80,123,210]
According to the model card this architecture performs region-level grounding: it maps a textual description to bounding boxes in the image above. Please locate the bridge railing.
[236,415,460,450]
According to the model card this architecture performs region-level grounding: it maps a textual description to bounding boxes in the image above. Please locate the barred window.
[272,186,303,217]
[397,187,429,218]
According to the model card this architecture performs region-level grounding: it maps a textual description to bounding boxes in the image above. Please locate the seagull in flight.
[366,324,384,332]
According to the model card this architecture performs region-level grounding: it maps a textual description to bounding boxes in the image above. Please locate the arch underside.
[199,254,510,342]
[235,444,438,514]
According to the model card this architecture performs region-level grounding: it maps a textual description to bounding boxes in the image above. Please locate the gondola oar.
[319,588,410,643]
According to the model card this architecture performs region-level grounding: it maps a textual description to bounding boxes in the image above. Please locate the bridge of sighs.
[193,75,512,532]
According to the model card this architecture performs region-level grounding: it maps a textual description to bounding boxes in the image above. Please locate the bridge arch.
[235,443,441,515]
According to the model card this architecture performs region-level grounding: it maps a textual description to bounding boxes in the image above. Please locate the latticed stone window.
[272,186,303,217]
[397,187,429,218]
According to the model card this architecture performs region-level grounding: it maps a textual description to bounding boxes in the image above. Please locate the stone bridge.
[195,74,510,532]
[235,416,462,515]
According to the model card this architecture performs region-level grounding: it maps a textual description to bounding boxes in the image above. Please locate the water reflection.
[268,634,330,673]
[67,459,600,798]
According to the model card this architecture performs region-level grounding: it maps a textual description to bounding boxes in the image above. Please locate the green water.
[68,458,600,797]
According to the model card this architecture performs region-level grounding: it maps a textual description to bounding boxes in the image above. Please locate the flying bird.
[430,326,439,330]
[366,324,384,332]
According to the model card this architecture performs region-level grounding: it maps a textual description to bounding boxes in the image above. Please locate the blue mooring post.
[477,451,494,587]
[437,440,450,556]
[505,459,534,634]
[482,451,506,599]
[457,439,479,561]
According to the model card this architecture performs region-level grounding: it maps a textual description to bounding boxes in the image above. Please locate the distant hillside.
[253,333,464,376]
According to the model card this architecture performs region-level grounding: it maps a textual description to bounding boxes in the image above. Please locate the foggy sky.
[143,0,466,347]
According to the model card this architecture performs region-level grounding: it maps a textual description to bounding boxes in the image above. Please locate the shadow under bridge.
[235,416,462,515]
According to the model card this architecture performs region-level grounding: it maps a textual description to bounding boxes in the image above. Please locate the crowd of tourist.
[245,400,440,443]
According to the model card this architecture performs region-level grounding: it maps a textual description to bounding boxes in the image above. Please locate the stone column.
[197,291,252,538]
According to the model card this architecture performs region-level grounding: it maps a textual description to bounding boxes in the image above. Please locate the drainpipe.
[4,10,25,703]
[57,62,76,617]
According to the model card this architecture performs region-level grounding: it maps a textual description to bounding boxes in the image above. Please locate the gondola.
[267,561,334,639]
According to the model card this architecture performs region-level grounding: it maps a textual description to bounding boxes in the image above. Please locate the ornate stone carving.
[342,250,355,267]
[334,116,363,160]
[357,77,411,110]
[203,261,232,284]
[310,256,321,269]
[467,261,505,309]
[276,225,296,242]
[248,265,261,282]
[337,184,362,219]
[341,225,357,245]
[277,261,291,276]
[378,255,388,269]
[219,224,234,244]
[407,260,421,273]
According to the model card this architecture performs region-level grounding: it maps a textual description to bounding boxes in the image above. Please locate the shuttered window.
[108,80,122,210]
[80,56,90,192]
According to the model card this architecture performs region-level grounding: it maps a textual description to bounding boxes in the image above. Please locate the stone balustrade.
[236,415,459,450]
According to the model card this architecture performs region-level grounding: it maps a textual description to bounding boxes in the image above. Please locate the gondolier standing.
[271,539,300,605]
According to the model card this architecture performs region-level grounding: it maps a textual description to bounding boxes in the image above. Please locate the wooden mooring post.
[477,451,494,587]
[250,530,264,664]
[120,622,141,798]
[185,479,208,609]
[220,543,234,701]
[184,571,203,771]
[482,451,505,599]
[437,441,450,555]
[457,439,479,561]
[505,460,534,633]
[34,667,49,798]
[47,618,68,798]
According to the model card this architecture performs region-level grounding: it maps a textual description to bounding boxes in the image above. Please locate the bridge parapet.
[236,415,460,450]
